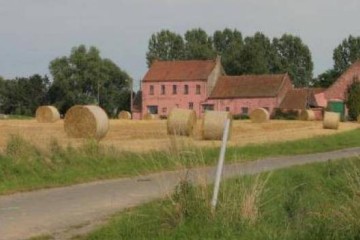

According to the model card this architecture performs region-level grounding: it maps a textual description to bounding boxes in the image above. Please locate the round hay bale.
[299,109,315,121]
[143,113,156,120]
[202,111,232,140]
[64,105,109,139]
[249,108,270,123]
[323,111,340,130]
[357,115,360,123]
[167,108,197,136]
[35,106,60,123]
[118,111,131,120]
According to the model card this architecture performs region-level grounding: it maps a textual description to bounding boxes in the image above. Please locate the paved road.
[1,147,360,240]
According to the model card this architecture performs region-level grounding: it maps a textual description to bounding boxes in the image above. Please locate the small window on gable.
[161,85,165,95]
[173,85,177,94]
[149,85,154,95]
[225,107,230,112]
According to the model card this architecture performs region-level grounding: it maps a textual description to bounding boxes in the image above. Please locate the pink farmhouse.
[135,58,224,119]
[134,58,295,119]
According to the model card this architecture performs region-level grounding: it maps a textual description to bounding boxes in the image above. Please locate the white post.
[211,118,231,211]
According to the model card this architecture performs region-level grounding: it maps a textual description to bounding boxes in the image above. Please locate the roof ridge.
[220,73,287,78]
[143,58,217,81]
[275,73,288,96]
[326,61,360,90]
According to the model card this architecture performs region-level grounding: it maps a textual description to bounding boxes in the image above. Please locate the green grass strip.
[0,128,360,195]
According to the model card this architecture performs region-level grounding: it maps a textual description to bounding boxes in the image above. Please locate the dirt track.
[0,119,358,153]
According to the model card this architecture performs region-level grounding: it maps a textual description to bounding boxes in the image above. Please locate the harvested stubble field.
[0,119,359,153]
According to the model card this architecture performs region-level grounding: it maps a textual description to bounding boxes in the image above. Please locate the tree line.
[1,31,360,117]
[147,29,360,88]
[0,45,131,117]
[146,28,313,87]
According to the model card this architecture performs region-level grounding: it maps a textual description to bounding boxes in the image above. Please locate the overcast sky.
[1,0,360,88]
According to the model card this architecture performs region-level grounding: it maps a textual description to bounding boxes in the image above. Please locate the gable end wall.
[325,63,360,101]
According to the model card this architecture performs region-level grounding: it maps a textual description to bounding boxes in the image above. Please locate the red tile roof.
[143,60,217,82]
[279,88,318,110]
[209,74,288,99]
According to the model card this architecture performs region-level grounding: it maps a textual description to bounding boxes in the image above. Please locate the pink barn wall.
[206,97,278,116]
[314,92,327,108]
[132,111,141,120]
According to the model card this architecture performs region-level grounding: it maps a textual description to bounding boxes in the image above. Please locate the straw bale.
[202,111,232,140]
[118,111,131,120]
[299,109,315,121]
[323,111,340,130]
[249,108,270,123]
[0,114,8,119]
[35,106,60,123]
[64,105,109,139]
[167,108,197,136]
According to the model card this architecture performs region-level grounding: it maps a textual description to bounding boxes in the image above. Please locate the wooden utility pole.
[130,79,133,113]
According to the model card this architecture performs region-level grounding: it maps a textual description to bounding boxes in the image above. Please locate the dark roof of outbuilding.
[209,74,288,99]
[279,88,318,110]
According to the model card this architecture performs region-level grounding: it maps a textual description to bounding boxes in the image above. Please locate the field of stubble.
[0,119,358,153]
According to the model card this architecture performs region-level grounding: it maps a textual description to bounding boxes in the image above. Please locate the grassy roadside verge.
[1,128,360,195]
[77,157,360,240]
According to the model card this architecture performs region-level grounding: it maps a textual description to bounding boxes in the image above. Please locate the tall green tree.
[272,34,313,87]
[238,32,275,75]
[333,35,360,74]
[0,75,49,115]
[184,28,216,60]
[49,45,131,116]
[312,69,339,88]
[213,28,243,74]
[146,30,185,67]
